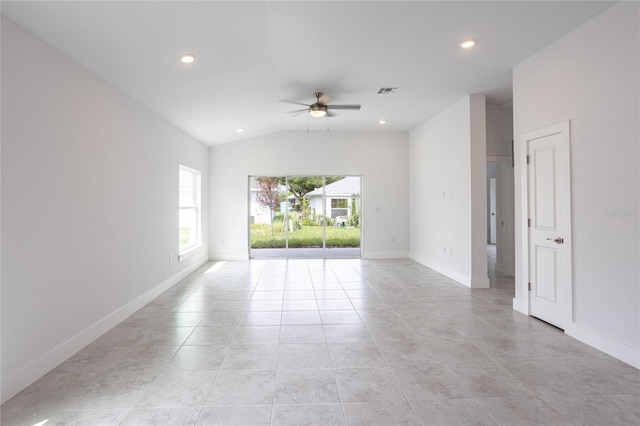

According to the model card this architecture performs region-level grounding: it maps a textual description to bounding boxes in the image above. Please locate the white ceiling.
[2,1,614,146]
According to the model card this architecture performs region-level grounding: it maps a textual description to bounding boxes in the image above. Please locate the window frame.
[178,165,202,260]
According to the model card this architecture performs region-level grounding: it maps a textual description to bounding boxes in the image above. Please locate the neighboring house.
[306,176,361,221]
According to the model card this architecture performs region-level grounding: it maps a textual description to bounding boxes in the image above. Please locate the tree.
[255,177,282,235]
[349,197,360,228]
[281,176,343,215]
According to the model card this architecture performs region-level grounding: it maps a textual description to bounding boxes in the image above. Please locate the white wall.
[1,16,209,402]
[409,95,489,288]
[208,131,409,260]
[486,106,514,157]
[513,2,639,367]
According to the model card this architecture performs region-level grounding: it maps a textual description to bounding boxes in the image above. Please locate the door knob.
[546,237,564,244]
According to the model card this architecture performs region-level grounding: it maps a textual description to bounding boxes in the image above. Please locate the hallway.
[2,259,638,425]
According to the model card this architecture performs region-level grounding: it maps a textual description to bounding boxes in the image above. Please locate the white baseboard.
[512,297,529,315]
[1,255,209,404]
[209,251,249,261]
[470,277,490,288]
[565,321,640,369]
[363,251,409,259]
[509,299,637,368]
[409,253,474,288]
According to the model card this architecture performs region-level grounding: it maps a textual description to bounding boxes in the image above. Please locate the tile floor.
[2,257,639,425]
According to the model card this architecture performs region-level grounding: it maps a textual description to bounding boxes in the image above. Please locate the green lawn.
[250,222,360,248]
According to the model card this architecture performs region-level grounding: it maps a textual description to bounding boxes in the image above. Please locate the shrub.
[301,217,316,226]
[349,197,360,228]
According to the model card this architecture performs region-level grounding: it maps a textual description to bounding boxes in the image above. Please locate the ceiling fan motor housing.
[309,103,327,117]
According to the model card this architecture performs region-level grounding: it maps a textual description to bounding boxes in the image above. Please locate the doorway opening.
[487,163,498,278]
[248,175,361,259]
[486,157,515,279]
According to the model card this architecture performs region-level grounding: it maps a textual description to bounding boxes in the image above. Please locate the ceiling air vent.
[377,87,398,95]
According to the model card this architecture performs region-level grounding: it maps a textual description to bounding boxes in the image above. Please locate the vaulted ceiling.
[2,1,614,146]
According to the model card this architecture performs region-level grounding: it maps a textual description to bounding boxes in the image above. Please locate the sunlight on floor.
[204,261,226,274]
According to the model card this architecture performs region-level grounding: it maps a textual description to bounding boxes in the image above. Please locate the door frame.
[518,120,573,327]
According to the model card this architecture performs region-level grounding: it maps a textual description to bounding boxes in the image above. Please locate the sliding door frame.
[248,175,362,259]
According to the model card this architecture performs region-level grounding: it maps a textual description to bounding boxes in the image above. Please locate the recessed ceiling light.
[179,53,195,64]
[379,120,387,125]
[237,128,244,133]
[460,39,476,49]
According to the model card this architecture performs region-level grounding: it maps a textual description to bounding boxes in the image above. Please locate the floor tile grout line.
[323,309,350,425]
[313,259,353,425]
[359,274,427,426]
[377,344,427,426]
[441,362,501,426]
[270,268,287,426]
[369,267,500,425]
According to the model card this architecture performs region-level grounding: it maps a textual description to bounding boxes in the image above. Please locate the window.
[179,165,201,256]
[330,198,348,218]
[331,198,348,208]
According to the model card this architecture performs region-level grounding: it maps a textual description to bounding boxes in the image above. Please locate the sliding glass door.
[249,175,361,259]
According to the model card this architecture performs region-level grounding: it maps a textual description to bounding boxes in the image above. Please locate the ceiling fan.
[283,92,361,118]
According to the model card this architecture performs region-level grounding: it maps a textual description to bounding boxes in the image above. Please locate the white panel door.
[526,122,571,329]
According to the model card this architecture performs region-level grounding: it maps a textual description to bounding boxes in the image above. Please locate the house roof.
[307,177,361,197]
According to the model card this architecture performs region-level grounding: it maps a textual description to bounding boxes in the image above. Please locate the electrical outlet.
[449,249,454,256]
[443,247,447,254]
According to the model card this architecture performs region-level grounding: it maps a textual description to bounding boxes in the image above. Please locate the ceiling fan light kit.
[309,104,327,118]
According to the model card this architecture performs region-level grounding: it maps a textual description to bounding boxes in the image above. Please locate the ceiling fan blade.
[319,94,330,104]
[289,109,308,117]
[279,99,310,107]
[286,108,308,114]
[326,104,361,110]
